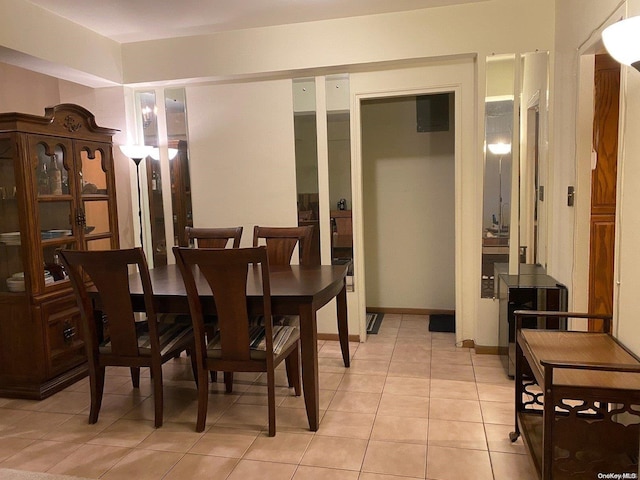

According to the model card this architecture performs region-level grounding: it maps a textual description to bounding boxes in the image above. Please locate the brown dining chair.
[173,245,301,435]
[185,226,243,248]
[252,225,314,266]
[58,248,196,428]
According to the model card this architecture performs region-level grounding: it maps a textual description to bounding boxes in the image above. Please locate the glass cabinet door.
[77,143,114,251]
[30,136,77,290]
[0,135,26,294]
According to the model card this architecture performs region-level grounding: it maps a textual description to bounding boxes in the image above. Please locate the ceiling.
[26,0,488,43]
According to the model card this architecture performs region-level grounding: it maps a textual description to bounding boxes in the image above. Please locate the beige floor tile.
[484,423,527,455]
[490,451,538,480]
[136,421,204,452]
[428,419,487,450]
[301,436,368,470]
[352,343,395,361]
[292,465,360,480]
[391,346,431,363]
[243,431,312,464]
[480,400,514,425]
[100,448,183,480]
[471,352,505,368]
[327,390,381,414]
[82,393,145,419]
[270,406,322,434]
[430,350,472,366]
[1,439,81,472]
[383,376,430,397]
[426,445,493,480]
[474,365,512,384]
[31,391,91,415]
[87,418,155,448]
[396,328,430,339]
[370,415,428,444]
[344,359,390,376]
[47,443,131,478]
[429,379,478,400]
[163,453,238,480]
[361,440,426,478]
[214,403,269,431]
[318,357,350,374]
[235,384,291,407]
[387,361,431,379]
[226,459,297,480]
[430,363,475,382]
[318,372,346,391]
[188,426,258,457]
[315,410,375,439]
[279,389,335,411]
[0,437,36,462]
[429,398,482,423]
[337,374,386,394]
[359,474,422,480]
[0,411,73,440]
[377,393,429,418]
[476,382,514,402]
[42,413,117,443]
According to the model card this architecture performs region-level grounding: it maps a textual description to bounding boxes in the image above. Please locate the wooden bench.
[511,310,640,479]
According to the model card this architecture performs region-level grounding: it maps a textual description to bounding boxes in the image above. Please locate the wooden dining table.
[126,263,350,432]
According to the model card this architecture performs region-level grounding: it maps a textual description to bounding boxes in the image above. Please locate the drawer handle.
[63,323,76,343]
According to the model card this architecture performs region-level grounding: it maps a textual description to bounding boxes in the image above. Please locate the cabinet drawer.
[41,296,86,376]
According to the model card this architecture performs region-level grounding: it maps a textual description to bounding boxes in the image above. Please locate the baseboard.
[366,307,455,316]
[460,339,475,348]
[318,333,360,342]
[474,345,505,355]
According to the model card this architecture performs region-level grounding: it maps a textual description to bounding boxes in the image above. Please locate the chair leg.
[285,343,302,396]
[195,369,209,432]
[151,362,164,428]
[210,371,218,382]
[188,347,198,386]
[88,366,106,424]
[130,367,140,388]
[224,372,234,393]
[267,367,276,437]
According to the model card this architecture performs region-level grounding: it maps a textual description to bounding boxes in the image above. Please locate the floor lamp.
[119,145,153,250]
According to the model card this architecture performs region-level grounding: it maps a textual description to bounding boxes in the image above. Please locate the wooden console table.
[511,311,640,479]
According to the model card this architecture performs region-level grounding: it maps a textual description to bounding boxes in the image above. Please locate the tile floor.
[0,314,537,479]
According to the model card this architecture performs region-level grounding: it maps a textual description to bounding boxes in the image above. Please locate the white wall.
[361,96,455,310]
[553,0,640,355]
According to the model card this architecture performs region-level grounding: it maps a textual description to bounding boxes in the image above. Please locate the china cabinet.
[0,104,119,399]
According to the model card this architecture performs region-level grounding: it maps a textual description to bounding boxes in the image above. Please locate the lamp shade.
[602,16,640,72]
[149,147,179,161]
[488,142,511,155]
[119,144,153,163]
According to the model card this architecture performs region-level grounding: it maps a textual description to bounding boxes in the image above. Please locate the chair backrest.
[252,225,313,266]
[59,248,159,359]
[185,226,243,248]
[173,246,273,363]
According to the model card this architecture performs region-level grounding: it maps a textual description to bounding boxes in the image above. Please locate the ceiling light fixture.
[602,16,640,72]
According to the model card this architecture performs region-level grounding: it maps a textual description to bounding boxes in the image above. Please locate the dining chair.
[173,245,301,435]
[58,247,196,428]
[252,225,315,266]
[185,226,243,248]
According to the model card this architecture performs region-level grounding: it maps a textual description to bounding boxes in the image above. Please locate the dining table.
[126,262,350,432]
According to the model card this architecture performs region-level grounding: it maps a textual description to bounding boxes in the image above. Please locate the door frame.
[349,59,476,343]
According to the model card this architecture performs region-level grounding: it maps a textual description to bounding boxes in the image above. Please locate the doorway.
[360,94,455,313]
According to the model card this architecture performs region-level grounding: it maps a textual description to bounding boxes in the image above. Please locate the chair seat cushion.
[99,317,193,357]
[206,324,299,359]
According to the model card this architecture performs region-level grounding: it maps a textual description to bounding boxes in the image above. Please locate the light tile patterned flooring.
[0,314,537,479]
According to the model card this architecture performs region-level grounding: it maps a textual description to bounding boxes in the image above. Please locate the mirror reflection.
[327,74,353,280]
[481,55,515,298]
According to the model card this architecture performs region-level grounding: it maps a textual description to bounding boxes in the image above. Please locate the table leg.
[299,302,319,431]
[336,281,350,367]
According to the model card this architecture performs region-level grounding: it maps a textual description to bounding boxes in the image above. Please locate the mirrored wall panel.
[481,55,515,298]
[326,74,353,279]
[293,78,321,264]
